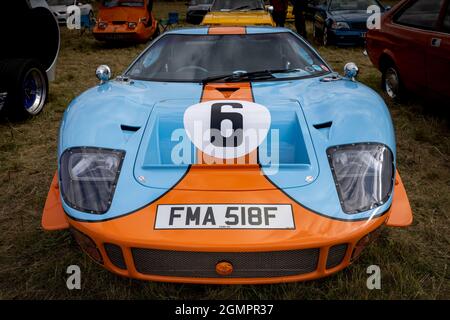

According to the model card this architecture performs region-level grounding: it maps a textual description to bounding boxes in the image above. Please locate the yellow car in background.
[202,0,275,26]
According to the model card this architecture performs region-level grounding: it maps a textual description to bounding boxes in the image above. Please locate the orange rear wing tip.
[385,171,413,227]
[42,172,69,231]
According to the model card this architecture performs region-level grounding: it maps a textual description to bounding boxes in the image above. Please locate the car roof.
[164,26,291,35]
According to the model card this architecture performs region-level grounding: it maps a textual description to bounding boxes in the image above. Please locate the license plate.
[155,204,295,229]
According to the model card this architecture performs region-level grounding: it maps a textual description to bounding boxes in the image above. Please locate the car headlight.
[60,147,125,214]
[327,143,394,214]
[128,22,137,29]
[332,21,350,29]
[98,21,107,29]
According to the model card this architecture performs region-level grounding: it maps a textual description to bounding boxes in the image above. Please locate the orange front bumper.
[93,21,156,43]
[42,169,412,284]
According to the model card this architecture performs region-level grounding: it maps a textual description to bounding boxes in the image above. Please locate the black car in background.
[186,0,213,24]
[313,0,390,46]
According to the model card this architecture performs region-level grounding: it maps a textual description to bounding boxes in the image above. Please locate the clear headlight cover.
[60,147,125,214]
[327,143,394,214]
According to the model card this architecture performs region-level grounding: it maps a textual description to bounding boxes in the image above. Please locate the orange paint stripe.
[208,26,246,34]
[197,82,256,165]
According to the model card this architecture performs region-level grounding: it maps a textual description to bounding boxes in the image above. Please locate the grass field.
[0,1,449,299]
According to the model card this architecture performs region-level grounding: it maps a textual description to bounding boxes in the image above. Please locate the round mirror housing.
[344,62,359,81]
[267,5,274,13]
[96,65,111,84]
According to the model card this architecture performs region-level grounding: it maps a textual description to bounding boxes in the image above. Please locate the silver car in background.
[47,0,94,25]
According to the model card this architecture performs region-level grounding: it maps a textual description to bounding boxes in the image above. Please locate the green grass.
[0,1,449,299]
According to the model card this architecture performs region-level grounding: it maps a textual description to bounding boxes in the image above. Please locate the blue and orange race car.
[42,26,412,284]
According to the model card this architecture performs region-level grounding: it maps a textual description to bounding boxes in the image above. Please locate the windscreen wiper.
[200,69,303,84]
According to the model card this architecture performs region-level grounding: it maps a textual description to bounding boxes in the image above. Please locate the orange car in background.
[93,0,159,42]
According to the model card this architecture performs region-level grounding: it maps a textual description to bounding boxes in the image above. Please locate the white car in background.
[47,0,94,25]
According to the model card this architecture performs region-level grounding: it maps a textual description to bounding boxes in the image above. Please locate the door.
[426,0,450,98]
[389,0,445,93]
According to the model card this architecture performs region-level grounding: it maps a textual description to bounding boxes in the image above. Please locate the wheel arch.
[379,50,396,72]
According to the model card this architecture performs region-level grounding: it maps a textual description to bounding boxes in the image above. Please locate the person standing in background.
[292,0,307,38]
[270,0,289,27]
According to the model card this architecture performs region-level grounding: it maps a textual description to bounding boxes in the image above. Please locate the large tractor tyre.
[0,59,48,120]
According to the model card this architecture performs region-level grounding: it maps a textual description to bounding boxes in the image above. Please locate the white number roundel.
[183,100,271,159]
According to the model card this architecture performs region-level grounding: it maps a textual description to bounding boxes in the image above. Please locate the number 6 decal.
[184,100,271,159]
[210,102,243,147]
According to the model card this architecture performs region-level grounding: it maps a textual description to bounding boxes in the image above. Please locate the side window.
[443,3,450,33]
[394,0,444,31]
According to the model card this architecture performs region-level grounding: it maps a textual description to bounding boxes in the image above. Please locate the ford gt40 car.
[42,26,412,284]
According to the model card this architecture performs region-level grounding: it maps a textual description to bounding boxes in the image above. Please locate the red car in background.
[366,0,450,101]
[93,0,159,43]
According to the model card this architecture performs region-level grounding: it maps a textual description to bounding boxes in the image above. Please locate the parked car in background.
[47,0,94,27]
[202,0,275,26]
[93,0,159,42]
[186,0,213,24]
[367,0,450,101]
[0,0,59,119]
[313,0,390,46]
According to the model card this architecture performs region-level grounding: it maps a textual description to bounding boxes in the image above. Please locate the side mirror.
[267,5,274,14]
[344,62,359,81]
[385,5,391,11]
[96,65,111,84]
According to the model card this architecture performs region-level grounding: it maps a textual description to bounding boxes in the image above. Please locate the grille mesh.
[350,22,368,30]
[104,243,126,270]
[132,248,319,278]
[326,244,348,269]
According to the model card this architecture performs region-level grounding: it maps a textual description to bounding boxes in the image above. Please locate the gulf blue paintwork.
[59,27,396,222]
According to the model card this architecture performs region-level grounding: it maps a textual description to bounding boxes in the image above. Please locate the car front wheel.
[0,59,48,119]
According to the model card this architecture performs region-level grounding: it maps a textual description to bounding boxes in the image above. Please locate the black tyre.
[0,59,48,119]
[382,63,403,101]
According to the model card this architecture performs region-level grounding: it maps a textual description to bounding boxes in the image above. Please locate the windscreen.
[211,0,264,11]
[102,0,145,8]
[126,33,329,82]
[47,0,75,5]
[330,0,380,11]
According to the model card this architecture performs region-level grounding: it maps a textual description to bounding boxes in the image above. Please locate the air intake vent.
[216,87,239,98]
[120,124,141,132]
[313,121,332,139]
[104,243,126,270]
[132,248,320,278]
[326,244,348,269]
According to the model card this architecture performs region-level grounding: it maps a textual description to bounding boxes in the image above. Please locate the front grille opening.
[131,248,320,278]
[326,244,348,269]
[104,243,126,270]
